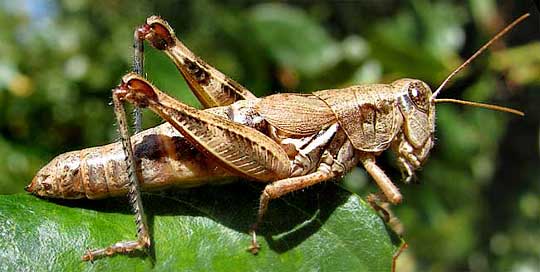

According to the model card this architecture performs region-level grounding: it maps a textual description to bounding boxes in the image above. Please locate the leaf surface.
[0,183,403,271]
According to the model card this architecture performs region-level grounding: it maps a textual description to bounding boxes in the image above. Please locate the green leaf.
[489,42,540,85]
[0,183,402,271]
[249,3,342,76]
[369,1,466,83]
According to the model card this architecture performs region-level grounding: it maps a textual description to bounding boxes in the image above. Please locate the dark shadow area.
[45,180,348,254]
[261,182,347,253]
[481,85,540,263]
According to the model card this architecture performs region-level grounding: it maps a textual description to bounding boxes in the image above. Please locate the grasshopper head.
[392,78,436,150]
[387,78,437,181]
[386,14,528,181]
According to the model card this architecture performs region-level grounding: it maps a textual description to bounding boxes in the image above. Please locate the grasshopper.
[26,14,528,261]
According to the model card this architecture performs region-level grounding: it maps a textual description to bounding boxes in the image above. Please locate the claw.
[82,249,94,262]
[247,225,261,255]
[247,230,261,255]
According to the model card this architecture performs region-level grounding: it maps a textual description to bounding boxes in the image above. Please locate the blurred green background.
[0,0,538,271]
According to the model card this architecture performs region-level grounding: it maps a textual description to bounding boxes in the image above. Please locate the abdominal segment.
[29,123,234,199]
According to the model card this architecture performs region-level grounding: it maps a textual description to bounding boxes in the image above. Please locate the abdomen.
[28,123,234,199]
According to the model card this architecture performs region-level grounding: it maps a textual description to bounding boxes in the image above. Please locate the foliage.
[0,1,539,271]
[0,184,402,271]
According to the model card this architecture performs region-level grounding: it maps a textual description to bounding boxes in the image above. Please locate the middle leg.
[248,135,359,253]
[249,169,336,253]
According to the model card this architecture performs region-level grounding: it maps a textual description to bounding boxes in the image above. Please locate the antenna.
[433,98,524,116]
[431,13,530,99]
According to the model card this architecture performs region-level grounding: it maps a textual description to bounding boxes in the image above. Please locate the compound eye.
[408,82,429,112]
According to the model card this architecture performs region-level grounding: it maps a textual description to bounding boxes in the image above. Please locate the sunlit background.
[1,0,539,271]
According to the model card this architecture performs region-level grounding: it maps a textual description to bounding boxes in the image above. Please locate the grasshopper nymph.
[26,13,528,261]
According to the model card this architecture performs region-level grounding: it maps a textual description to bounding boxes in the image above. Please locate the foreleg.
[359,153,402,205]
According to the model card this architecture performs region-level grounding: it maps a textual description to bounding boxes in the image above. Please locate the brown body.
[30,122,234,199]
[25,15,527,261]
[29,80,432,203]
